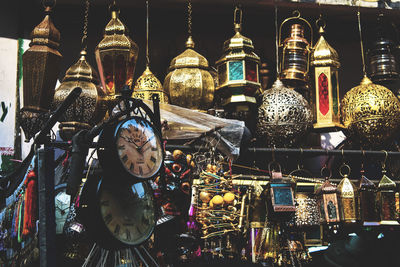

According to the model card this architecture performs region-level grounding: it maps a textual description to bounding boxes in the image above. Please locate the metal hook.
[339,163,351,177]
[316,16,326,29]
[381,150,388,170]
[292,10,301,18]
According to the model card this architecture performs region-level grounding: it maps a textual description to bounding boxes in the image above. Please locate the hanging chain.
[357,9,366,77]
[146,0,150,66]
[187,0,192,36]
[81,0,90,51]
[275,5,279,76]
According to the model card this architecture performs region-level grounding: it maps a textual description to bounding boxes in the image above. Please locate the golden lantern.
[315,176,340,224]
[311,23,342,130]
[341,11,400,148]
[133,1,169,104]
[53,51,106,140]
[163,1,214,111]
[279,11,312,85]
[215,7,261,113]
[95,3,139,104]
[376,165,399,225]
[19,5,62,141]
[357,171,378,225]
[337,166,357,224]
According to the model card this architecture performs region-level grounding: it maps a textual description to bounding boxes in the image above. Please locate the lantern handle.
[278,10,313,48]
[381,150,388,170]
[42,0,56,10]
[316,16,326,30]
[320,165,332,179]
[339,163,351,177]
[234,6,243,33]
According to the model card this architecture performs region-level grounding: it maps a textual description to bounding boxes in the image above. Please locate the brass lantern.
[337,168,357,224]
[19,5,62,141]
[340,76,400,148]
[95,4,139,103]
[53,50,106,140]
[376,170,399,225]
[215,7,261,113]
[357,171,378,225]
[311,24,342,129]
[256,79,312,147]
[163,36,214,111]
[279,11,312,85]
[315,176,340,224]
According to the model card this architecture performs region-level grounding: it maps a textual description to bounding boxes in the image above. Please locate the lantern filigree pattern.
[256,79,312,147]
[163,37,214,111]
[133,67,169,103]
[340,76,400,147]
[337,175,357,223]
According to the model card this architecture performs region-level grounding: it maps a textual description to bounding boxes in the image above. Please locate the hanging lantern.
[376,169,399,225]
[256,79,312,147]
[53,51,106,140]
[95,4,139,103]
[279,11,312,85]
[368,15,399,83]
[132,1,169,104]
[337,166,357,224]
[340,76,400,148]
[357,170,378,225]
[215,6,261,113]
[19,5,62,141]
[311,22,342,129]
[315,176,340,224]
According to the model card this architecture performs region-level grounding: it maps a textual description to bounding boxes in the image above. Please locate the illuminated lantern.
[376,171,399,225]
[95,4,139,103]
[315,176,340,224]
[215,6,261,113]
[337,170,357,224]
[19,5,62,141]
[279,11,312,85]
[311,24,341,129]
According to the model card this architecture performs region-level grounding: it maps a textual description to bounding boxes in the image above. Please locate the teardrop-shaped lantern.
[53,51,106,140]
[19,6,62,141]
[256,79,312,147]
[163,37,214,111]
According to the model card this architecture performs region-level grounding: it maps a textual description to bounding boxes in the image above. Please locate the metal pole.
[38,146,56,267]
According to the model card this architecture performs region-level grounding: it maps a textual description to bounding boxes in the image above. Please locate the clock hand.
[138,135,155,151]
[121,135,141,149]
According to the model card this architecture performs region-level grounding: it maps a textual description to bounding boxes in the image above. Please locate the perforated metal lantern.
[53,51,106,140]
[95,5,139,100]
[133,66,169,103]
[215,7,261,113]
[311,26,341,129]
[19,6,62,141]
[340,76,400,148]
[163,36,214,111]
[256,79,312,147]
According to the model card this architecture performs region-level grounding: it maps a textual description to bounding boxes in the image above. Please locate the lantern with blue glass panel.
[215,7,261,113]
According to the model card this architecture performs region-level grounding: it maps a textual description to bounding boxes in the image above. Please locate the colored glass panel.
[332,73,338,115]
[318,73,329,116]
[272,186,293,206]
[245,62,257,82]
[229,61,244,81]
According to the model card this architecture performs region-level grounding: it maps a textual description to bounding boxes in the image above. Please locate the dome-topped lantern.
[95,3,139,104]
[215,6,261,114]
[311,21,342,130]
[163,1,214,111]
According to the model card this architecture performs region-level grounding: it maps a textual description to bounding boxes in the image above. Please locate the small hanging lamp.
[279,11,312,86]
[337,164,357,224]
[133,1,169,104]
[19,1,62,141]
[311,17,342,130]
[53,0,106,140]
[95,0,139,105]
[340,11,400,148]
[163,0,214,111]
[315,167,340,224]
[215,6,261,114]
[357,165,378,225]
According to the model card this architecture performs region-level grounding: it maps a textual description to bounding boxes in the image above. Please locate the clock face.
[98,180,155,246]
[115,117,163,179]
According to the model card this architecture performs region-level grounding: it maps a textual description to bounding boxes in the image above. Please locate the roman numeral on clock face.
[130,163,134,172]
[104,213,113,225]
[150,156,156,163]
[121,154,128,163]
[114,224,120,235]
[126,229,131,240]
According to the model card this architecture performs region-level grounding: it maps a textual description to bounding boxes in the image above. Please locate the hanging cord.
[357,9,367,77]
[81,0,90,51]
[275,5,279,76]
[146,0,150,66]
[187,0,192,36]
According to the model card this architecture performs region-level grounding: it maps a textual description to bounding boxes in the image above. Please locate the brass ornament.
[19,5,62,141]
[311,23,342,129]
[256,79,312,147]
[53,51,106,140]
[163,37,214,111]
[340,76,400,147]
[337,166,357,224]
